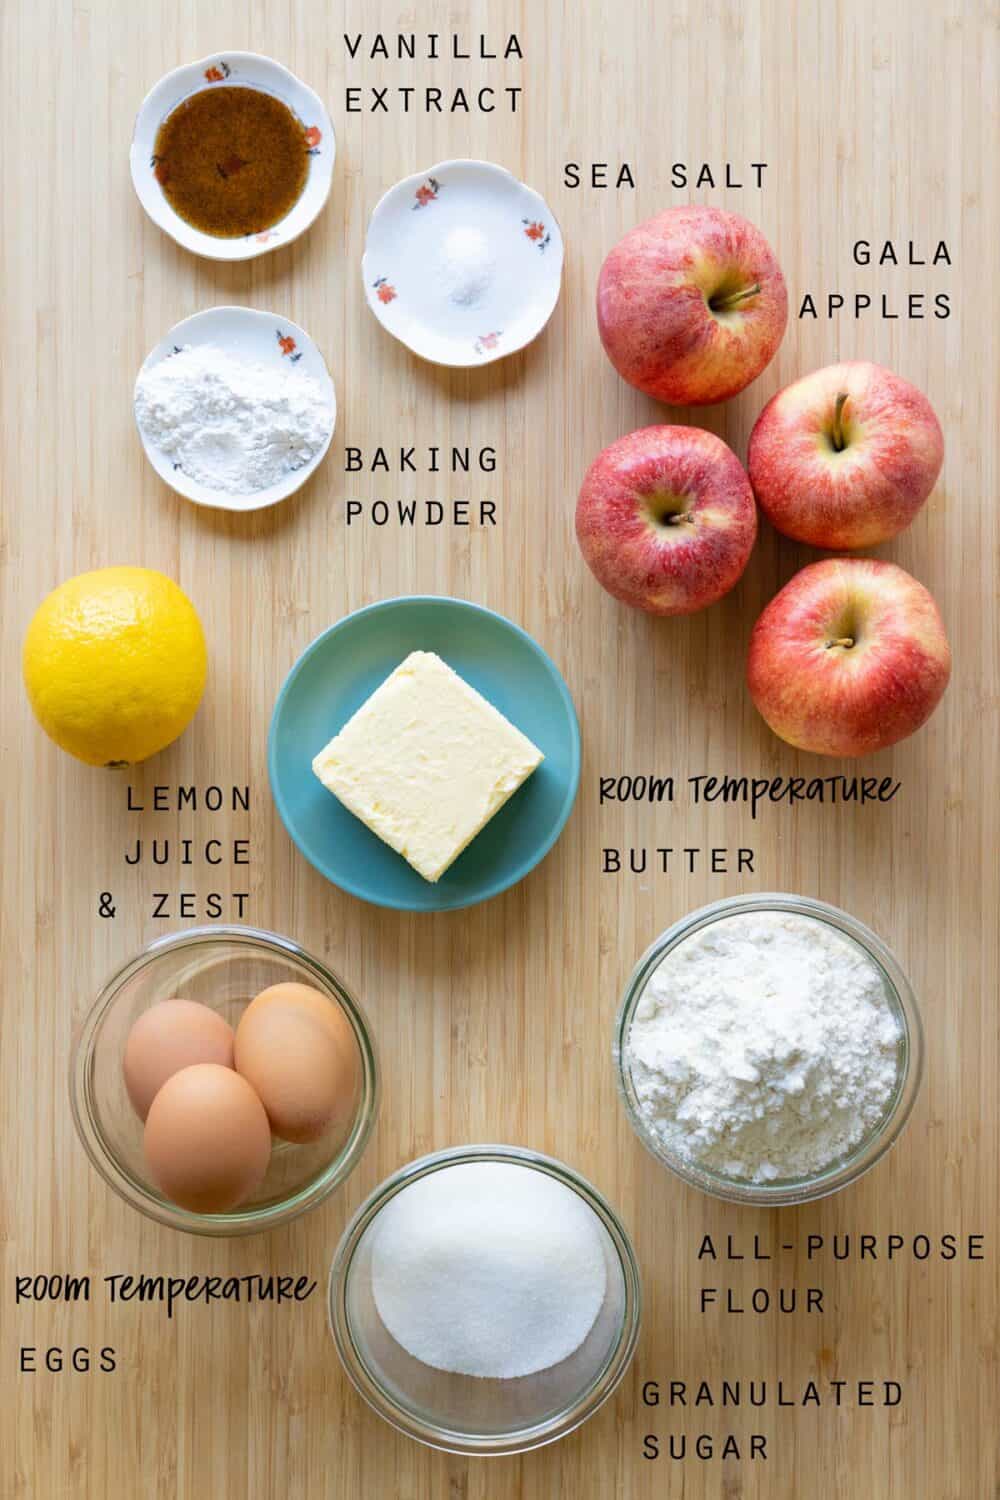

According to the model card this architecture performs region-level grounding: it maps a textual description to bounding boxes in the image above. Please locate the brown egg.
[123,998,235,1120]
[234,983,360,1144]
[247,983,351,1044]
[143,1063,271,1214]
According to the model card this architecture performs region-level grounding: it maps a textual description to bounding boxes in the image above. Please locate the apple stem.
[831,392,850,452]
[710,282,761,313]
[826,636,855,650]
[665,513,694,526]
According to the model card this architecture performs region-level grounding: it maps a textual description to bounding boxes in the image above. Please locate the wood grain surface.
[2,0,998,1495]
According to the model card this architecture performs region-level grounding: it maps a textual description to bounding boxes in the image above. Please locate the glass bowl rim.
[328,1142,642,1455]
[613,892,925,1207]
[69,923,379,1237]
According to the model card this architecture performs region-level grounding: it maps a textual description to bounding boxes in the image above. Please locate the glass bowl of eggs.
[70,925,378,1235]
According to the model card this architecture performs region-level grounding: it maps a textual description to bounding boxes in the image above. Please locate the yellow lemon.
[23,567,207,767]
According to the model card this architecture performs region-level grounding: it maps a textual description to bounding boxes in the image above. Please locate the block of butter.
[312,651,544,883]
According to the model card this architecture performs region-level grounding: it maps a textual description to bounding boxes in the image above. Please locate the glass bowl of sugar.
[614,893,924,1207]
[328,1145,641,1454]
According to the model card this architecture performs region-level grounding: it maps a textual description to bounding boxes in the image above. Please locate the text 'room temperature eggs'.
[234,982,361,1144]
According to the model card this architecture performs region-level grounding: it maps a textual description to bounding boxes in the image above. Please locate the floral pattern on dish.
[523,219,551,251]
[373,277,397,304]
[204,62,231,82]
[277,330,302,360]
[474,331,502,355]
[413,178,441,209]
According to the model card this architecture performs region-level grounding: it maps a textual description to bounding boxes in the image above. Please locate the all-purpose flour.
[626,910,902,1183]
[134,343,332,494]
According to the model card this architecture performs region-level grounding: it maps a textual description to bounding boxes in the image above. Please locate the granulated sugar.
[626,910,902,1183]
[369,1161,607,1379]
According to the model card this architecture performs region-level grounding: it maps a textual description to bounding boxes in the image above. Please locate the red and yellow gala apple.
[747,361,944,548]
[596,206,788,406]
[747,558,951,756]
[575,425,758,615]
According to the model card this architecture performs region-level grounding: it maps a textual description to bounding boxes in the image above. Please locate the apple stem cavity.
[709,282,761,314]
[830,392,851,452]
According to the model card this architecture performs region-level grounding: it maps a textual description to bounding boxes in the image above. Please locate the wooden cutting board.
[2,0,997,1495]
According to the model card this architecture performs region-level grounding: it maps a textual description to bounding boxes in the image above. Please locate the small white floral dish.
[362,160,564,367]
[134,306,336,513]
[130,52,334,261]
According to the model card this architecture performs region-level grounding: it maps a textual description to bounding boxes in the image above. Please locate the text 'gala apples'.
[747,558,951,757]
[576,425,758,616]
[748,362,944,549]
[596,206,788,406]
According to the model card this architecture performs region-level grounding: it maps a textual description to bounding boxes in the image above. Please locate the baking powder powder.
[134,343,332,495]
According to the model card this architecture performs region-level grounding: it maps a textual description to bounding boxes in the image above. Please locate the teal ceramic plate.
[268,597,581,911]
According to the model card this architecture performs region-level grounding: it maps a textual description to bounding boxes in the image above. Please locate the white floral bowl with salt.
[362,160,564,367]
[134,306,336,512]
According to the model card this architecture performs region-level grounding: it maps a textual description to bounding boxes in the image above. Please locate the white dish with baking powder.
[134,306,336,513]
[362,160,564,368]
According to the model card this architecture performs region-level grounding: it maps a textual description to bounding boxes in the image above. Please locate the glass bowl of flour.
[328,1145,641,1454]
[614,894,923,1206]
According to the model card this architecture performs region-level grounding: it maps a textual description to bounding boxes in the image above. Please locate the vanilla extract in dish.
[153,86,309,237]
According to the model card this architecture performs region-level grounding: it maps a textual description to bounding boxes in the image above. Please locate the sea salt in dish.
[362,159,563,367]
[437,226,497,306]
[616,895,923,1205]
[134,306,335,511]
